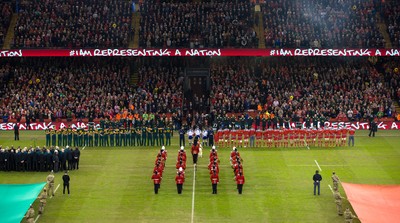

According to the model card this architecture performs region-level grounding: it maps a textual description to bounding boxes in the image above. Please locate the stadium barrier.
[1,121,399,131]
[1,48,400,57]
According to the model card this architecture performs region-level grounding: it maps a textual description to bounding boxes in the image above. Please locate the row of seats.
[2,0,398,48]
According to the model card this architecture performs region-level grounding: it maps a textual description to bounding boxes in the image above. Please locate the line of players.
[45,126,173,147]
[210,128,355,148]
[151,146,167,194]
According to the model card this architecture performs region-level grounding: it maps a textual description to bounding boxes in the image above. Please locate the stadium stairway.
[130,62,139,86]
[2,13,18,50]
[376,14,392,48]
[395,102,400,115]
[129,9,141,48]
[254,5,265,49]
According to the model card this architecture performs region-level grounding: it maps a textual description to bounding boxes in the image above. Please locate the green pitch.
[1,130,399,223]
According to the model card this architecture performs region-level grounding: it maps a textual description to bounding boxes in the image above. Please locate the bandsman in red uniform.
[210,171,219,194]
[152,171,162,194]
[191,140,200,165]
[175,172,185,194]
[235,172,245,194]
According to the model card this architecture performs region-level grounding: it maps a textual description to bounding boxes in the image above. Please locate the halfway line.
[34,214,41,223]
[328,185,334,194]
[191,165,196,223]
[50,184,61,199]
[314,160,322,172]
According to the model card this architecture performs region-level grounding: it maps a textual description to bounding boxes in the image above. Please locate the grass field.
[1,130,400,223]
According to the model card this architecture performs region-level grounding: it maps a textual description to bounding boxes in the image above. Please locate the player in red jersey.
[282,128,289,147]
[334,129,342,147]
[237,129,243,148]
[317,128,324,147]
[243,128,250,148]
[230,129,237,147]
[298,129,306,147]
[340,128,348,146]
[255,129,263,147]
[214,130,224,146]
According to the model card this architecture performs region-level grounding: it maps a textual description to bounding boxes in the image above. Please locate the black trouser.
[177,184,183,194]
[154,184,160,194]
[212,183,217,194]
[369,129,375,137]
[63,183,70,194]
[15,133,19,140]
[209,137,214,147]
[192,154,198,164]
[237,184,243,194]
[179,137,185,147]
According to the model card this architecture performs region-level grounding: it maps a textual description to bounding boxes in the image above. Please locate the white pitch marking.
[314,160,322,171]
[328,185,334,194]
[82,146,86,150]
[50,184,61,199]
[34,214,41,223]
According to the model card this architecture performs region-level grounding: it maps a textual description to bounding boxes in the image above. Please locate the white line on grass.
[82,146,86,150]
[287,164,348,167]
[328,185,334,194]
[34,214,41,223]
[191,164,196,223]
[314,160,322,171]
[50,184,61,199]
[304,139,310,150]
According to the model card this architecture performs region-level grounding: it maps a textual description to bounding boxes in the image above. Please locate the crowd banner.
[0,48,400,57]
[1,121,399,131]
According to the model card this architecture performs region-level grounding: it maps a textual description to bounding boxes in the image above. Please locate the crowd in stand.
[0,57,398,126]
[139,0,257,48]
[209,58,397,122]
[0,2,12,47]
[261,0,384,48]
[0,145,80,172]
[136,62,184,114]
[13,0,132,48]
[0,58,131,121]
[383,0,400,47]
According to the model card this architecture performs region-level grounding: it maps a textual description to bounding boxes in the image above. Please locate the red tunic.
[210,174,219,184]
[175,175,185,184]
[152,173,161,184]
[191,144,199,155]
[235,175,245,185]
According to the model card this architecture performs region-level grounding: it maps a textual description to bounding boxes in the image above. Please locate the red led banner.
[1,48,400,57]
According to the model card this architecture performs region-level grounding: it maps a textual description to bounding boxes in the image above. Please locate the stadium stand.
[12,0,132,48]
[210,58,397,122]
[0,58,131,121]
[139,0,257,48]
[261,0,384,48]
[383,0,400,47]
[0,2,12,47]
[136,61,184,114]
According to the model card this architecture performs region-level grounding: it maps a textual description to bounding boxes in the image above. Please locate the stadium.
[0,0,400,222]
